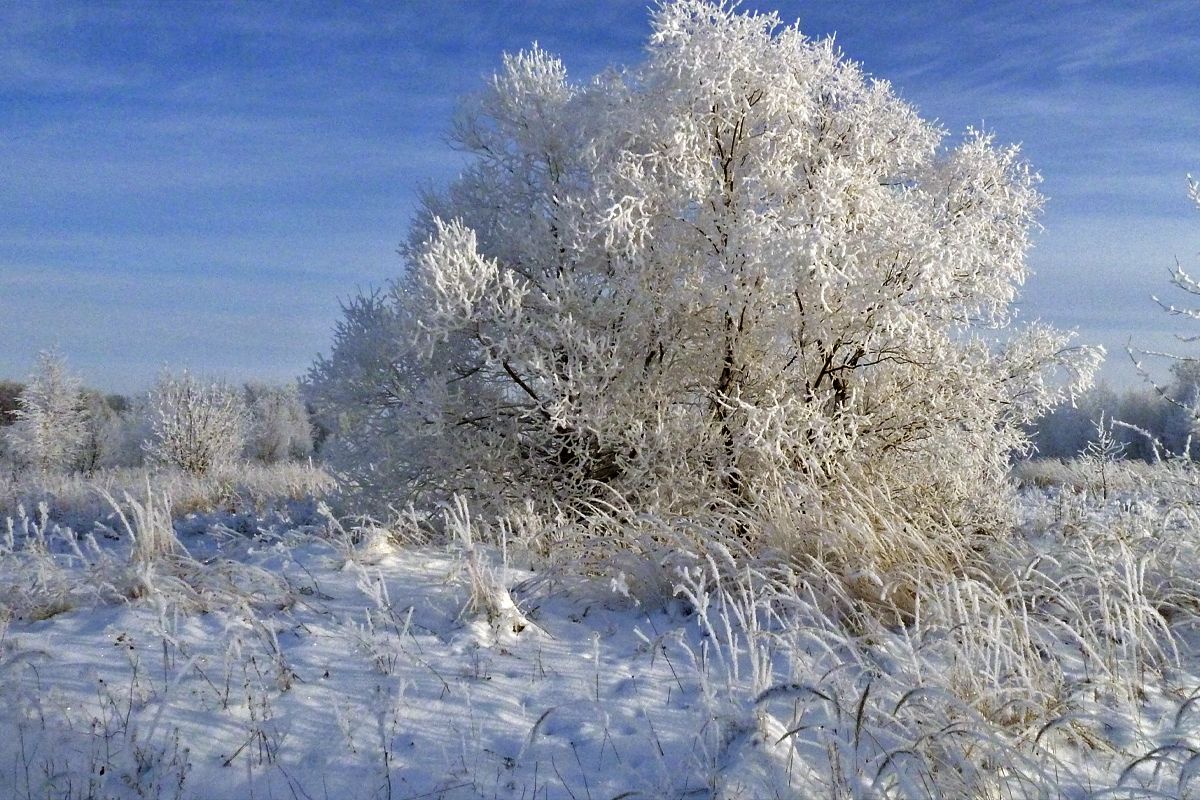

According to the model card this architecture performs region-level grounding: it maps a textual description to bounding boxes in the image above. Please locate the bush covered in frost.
[308,0,1097,596]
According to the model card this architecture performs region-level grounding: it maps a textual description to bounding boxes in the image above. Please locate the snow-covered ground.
[5,462,1200,798]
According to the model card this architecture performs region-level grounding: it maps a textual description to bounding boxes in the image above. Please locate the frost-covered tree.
[309,1,1096,581]
[243,382,314,464]
[102,403,150,469]
[144,370,247,474]
[5,350,89,475]
[73,390,120,474]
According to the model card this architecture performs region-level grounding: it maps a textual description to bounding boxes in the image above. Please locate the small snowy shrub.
[243,382,314,464]
[144,370,247,475]
[73,390,129,474]
[4,350,89,476]
[102,403,151,469]
[309,1,1097,588]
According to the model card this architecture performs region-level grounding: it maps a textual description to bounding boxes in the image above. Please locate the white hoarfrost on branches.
[309,1,1098,588]
[243,382,314,464]
[4,349,89,475]
[144,370,248,475]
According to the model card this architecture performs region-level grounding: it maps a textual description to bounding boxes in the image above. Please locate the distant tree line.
[6,345,1193,478]
[1029,361,1200,461]
[0,351,321,477]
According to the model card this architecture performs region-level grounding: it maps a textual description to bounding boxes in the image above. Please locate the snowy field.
[5,461,1200,799]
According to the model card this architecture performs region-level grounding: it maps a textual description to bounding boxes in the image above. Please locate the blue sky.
[2,1,1199,393]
